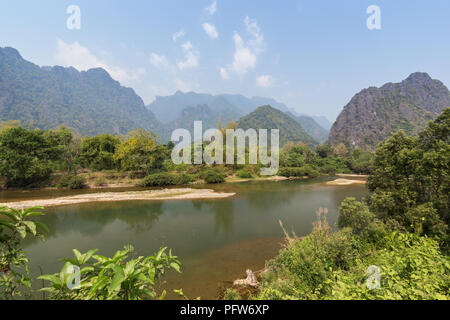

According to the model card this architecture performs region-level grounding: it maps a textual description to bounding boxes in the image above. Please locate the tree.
[367,109,450,250]
[80,134,121,171]
[0,127,60,187]
[114,129,167,175]
[44,125,81,173]
[334,143,348,157]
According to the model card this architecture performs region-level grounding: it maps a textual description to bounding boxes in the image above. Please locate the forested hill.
[147,91,296,124]
[0,47,161,136]
[237,105,318,148]
[329,72,450,150]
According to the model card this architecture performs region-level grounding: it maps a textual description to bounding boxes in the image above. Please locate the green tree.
[114,129,167,175]
[80,134,121,171]
[0,127,60,187]
[367,109,449,248]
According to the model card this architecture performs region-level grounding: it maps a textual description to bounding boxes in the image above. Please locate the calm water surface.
[3,178,367,299]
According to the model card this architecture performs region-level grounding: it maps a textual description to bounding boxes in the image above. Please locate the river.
[3,177,367,299]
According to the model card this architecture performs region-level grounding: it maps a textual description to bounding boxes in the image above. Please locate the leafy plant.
[57,174,87,190]
[0,206,47,299]
[39,246,181,300]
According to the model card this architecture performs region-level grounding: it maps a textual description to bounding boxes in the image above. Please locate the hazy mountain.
[309,115,332,131]
[147,91,296,124]
[291,114,329,143]
[237,105,317,148]
[329,72,450,150]
[158,103,242,142]
[0,47,161,136]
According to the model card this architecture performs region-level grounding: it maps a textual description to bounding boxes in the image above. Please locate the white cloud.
[202,23,219,39]
[55,39,143,85]
[256,75,275,87]
[231,33,256,75]
[172,29,186,42]
[220,16,265,78]
[205,1,217,16]
[176,41,199,70]
[149,53,169,69]
[219,67,229,80]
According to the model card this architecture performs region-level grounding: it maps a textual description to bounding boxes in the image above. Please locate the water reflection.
[17,179,367,299]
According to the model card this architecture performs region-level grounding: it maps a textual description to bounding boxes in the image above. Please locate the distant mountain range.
[0,46,330,147]
[147,91,297,124]
[237,105,318,148]
[148,91,331,143]
[330,72,450,150]
[0,47,161,136]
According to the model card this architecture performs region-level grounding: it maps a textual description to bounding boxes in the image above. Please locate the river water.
[3,177,367,299]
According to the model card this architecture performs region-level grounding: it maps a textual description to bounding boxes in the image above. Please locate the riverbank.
[0,188,236,209]
[326,178,366,186]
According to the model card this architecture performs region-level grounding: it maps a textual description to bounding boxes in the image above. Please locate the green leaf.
[22,221,36,236]
[16,225,27,238]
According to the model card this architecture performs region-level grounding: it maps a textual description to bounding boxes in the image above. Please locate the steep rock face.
[329,72,450,150]
[0,47,161,136]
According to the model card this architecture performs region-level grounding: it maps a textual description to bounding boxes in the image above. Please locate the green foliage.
[114,129,168,175]
[0,127,61,188]
[0,207,47,299]
[80,134,120,171]
[57,174,87,190]
[257,222,449,300]
[139,172,193,187]
[236,170,253,179]
[278,166,319,178]
[39,245,181,300]
[367,109,449,250]
[202,169,226,184]
[237,105,318,148]
[338,198,376,234]
[223,288,242,300]
[327,233,450,300]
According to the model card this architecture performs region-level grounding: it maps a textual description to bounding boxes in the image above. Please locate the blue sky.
[1,0,450,121]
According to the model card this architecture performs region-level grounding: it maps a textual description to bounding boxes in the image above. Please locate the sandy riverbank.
[0,188,236,210]
[326,178,367,186]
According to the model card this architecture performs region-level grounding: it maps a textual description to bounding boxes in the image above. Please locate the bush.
[338,198,376,234]
[93,176,107,187]
[57,174,86,189]
[139,173,193,187]
[203,170,226,184]
[278,165,320,178]
[236,170,253,179]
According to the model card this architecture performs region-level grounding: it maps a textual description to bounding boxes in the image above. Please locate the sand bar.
[326,178,367,186]
[0,188,236,210]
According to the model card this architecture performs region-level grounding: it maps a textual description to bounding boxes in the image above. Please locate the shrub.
[57,174,86,189]
[139,173,193,187]
[93,176,107,187]
[278,166,319,178]
[204,170,226,184]
[174,173,194,185]
[337,197,376,234]
[236,170,253,179]
[278,167,304,177]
